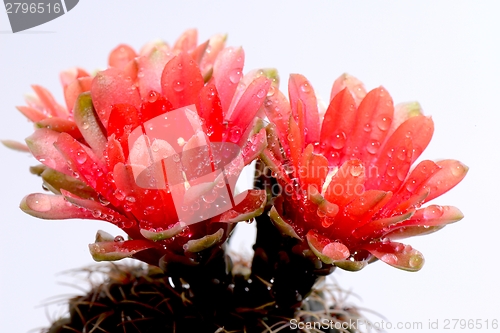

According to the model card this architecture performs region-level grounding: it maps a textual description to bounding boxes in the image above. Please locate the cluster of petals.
[16,30,271,265]
[262,74,467,271]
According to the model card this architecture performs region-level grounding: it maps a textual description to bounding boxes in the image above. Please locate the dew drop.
[451,162,465,177]
[349,163,363,177]
[363,123,371,133]
[423,205,444,219]
[331,132,346,149]
[114,235,125,242]
[76,150,87,164]
[377,116,391,131]
[114,189,126,201]
[98,194,110,206]
[202,189,218,203]
[173,81,185,92]
[27,194,52,212]
[366,141,380,154]
[229,68,242,84]
[256,89,266,98]
[82,122,90,130]
[147,91,158,103]
[409,254,423,268]
[172,154,181,162]
[300,82,311,93]
[405,179,417,192]
[266,86,275,97]
[381,253,398,265]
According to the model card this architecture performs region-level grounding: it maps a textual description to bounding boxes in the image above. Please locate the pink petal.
[330,73,367,107]
[288,74,320,144]
[422,159,468,203]
[320,88,357,166]
[137,49,174,98]
[172,29,198,53]
[342,87,394,165]
[91,68,142,128]
[20,193,98,220]
[212,47,245,114]
[25,129,72,176]
[35,117,83,140]
[161,52,204,109]
[17,105,47,122]
[31,85,67,117]
[63,76,93,111]
[108,44,137,69]
[364,241,425,271]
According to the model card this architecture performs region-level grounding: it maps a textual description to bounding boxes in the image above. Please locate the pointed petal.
[31,85,67,117]
[343,87,394,164]
[140,221,187,241]
[263,89,292,154]
[343,190,392,228]
[387,102,423,138]
[137,48,174,98]
[353,210,414,240]
[227,76,270,133]
[183,228,224,253]
[20,193,98,220]
[423,160,468,203]
[269,206,302,240]
[1,140,30,152]
[385,225,445,240]
[35,117,83,140]
[330,73,367,106]
[288,115,303,177]
[73,92,107,160]
[33,166,97,199]
[212,47,245,113]
[63,76,93,112]
[161,52,204,109]
[320,88,357,166]
[398,205,464,227]
[364,241,425,271]
[91,68,142,128]
[108,44,137,69]
[89,239,155,261]
[199,34,227,78]
[288,74,320,144]
[172,29,198,53]
[17,105,47,122]
[106,103,141,158]
[197,82,224,141]
[25,129,71,176]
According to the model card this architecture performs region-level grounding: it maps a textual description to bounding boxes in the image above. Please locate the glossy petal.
[212,47,244,114]
[108,44,137,69]
[288,74,320,144]
[364,241,425,271]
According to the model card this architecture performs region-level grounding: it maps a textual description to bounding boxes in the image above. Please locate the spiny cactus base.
[43,263,363,333]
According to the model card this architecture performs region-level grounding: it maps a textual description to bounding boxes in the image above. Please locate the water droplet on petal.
[377,116,391,131]
[147,91,158,103]
[114,189,126,201]
[363,123,371,132]
[98,194,110,206]
[451,162,466,177]
[76,150,87,164]
[331,132,346,149]
[406,179,417,192]
[229,68,242,84]
[82,122,90,130]
[349,163,363,177]
[174,81,185,92]
[423,205,444,219]
[300,82,311,93]
[27,194,52,212]
[202,189,218,203]
[381,253,398,265]
[256,89,266,98]
[366,141,380,154]
[409,254,423,268]
[114,235,125,242]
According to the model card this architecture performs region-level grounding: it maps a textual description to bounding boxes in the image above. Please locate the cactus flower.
[262,73,468,271]
[16,30,270,266]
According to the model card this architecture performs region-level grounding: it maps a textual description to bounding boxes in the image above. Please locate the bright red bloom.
[262,73,467,271]
[17,30,270,265]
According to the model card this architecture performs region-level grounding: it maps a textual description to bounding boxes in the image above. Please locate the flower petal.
[212,47,245,114]
[161,52,204,109]
[108,44,137,69]
[422,160,468,203]
[330,73,367,107]
[91,68,142,128]
[89,239,155,262]
[63,76,93,112]
[35,117,83,140]
[364,241,425,271]
[212,190,267,223]
[20,193,99,220]
[73,92,107,161]
[306,230,350,264]
[288,74,320,144]
[25,129,71,176]
[183,228,224,253]
[31,85,67,117]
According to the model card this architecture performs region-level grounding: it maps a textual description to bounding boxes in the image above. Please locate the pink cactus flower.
[262,73,468,271]
[17,30,270,266]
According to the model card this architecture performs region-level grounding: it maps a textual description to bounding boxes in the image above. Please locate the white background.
[1,1,499,332]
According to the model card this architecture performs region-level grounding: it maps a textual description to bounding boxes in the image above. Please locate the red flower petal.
[330,73,367,107]
[31,85,67,117]
[343,87,394,165]
[63,76,92,111]
[422,159,468,203]
[161,52,204,109]
[212,47,245,114]
[25,129,71,176]
[288,74,320,144]
[299,144,329,192]
[108,44,137,70]
[324,159,365,208]
[35,117,83,140]
[320,88,357,166]
[91,68,142,128]
[364,241,425,271]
